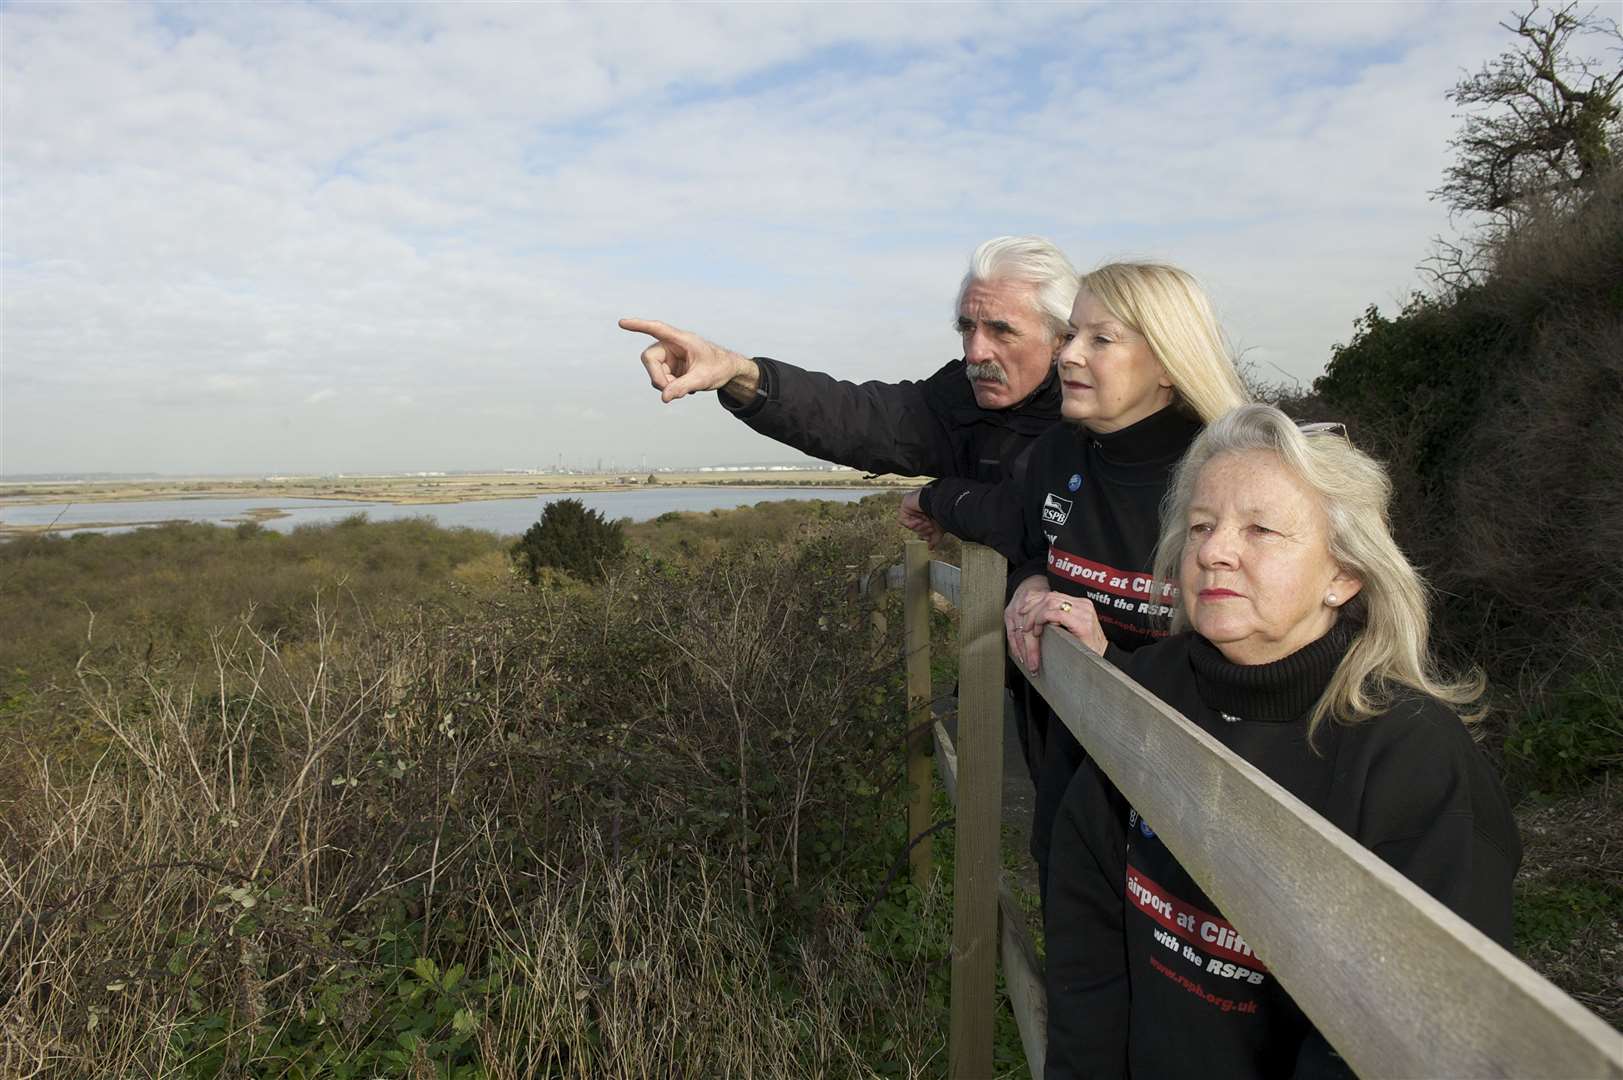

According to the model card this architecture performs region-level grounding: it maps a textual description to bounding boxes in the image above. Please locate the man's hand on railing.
[1008,581,1107,672]
[898,490,944,549]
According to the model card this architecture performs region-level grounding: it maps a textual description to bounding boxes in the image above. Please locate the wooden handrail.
[878,542,1623,1080]
[1026,623,1623,1079]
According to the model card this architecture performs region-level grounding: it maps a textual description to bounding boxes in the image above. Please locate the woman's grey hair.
[955,236,1078,341]
[1151,404,1485,740]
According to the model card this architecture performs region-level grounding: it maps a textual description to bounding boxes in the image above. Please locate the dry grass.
[0,507,972,1078]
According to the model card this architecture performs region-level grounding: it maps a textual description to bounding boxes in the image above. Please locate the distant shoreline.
[0,469,919,510]
[0,474,914,537]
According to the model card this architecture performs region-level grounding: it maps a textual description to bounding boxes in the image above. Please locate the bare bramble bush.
[1,508,960,1077]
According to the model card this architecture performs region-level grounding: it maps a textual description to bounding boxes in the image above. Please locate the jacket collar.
[1011,363,1062,416]
[934,360,1063,431]
[1075,404,1203,470]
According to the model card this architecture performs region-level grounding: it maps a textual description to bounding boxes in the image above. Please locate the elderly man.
[619,236,1076,508]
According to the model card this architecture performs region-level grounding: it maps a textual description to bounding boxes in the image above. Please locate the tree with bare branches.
[1435,2,1623,227]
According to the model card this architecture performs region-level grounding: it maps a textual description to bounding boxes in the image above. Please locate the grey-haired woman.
[1038,404,1520,1080]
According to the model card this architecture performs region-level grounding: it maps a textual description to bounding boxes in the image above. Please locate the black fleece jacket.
[1044,625,1521,1080]
[921,404,1201,625]
[719,355,1061,483]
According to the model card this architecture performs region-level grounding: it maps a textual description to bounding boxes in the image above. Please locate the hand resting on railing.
[1005,577,1106,672]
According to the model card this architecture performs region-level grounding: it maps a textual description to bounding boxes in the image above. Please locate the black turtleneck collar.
[1076,404,1203,473]
[1188,619,1357,721]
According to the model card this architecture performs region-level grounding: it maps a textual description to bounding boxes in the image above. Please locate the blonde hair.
[1080,262,1249,423]
[1152,404,1486,741]
[957,236,1079,341]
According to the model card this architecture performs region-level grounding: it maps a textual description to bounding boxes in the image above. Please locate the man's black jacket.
[719,355,1061,483]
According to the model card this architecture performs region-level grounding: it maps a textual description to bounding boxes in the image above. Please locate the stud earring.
[1326,594,1339,606]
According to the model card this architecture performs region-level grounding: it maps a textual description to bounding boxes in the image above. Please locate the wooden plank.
[947,543,1009,1080]
[929,559,961,608]
[932,719,959,805]
[866,557,955,605]
[1027,628,1623,1079]
[934,718,1048,1079]
[999,881,1047,1078]
[857,560,905,598]
[903,540,934,890]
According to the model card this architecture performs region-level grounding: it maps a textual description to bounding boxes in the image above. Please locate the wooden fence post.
[903,540,933,890]
[866,554,889,666]
[948,543,1006,1080]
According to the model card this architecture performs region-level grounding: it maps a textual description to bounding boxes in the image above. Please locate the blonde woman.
[912,261,1249,896]
[1039,405,1519,1078]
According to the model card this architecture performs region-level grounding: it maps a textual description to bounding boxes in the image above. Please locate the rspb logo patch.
[1067,473,1082,492]
[1042,493,1073,526]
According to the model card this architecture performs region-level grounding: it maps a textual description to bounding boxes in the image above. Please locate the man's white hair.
[955,236,1078,340]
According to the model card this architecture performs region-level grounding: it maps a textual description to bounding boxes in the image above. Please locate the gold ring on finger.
[1060,601,1073,613]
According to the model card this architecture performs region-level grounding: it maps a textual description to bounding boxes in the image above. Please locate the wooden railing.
[870,540,1623,1080]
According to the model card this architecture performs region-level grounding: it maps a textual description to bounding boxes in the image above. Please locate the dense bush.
[1313,171,1623,790]
[624,494,889,564]
[509,498,626,584]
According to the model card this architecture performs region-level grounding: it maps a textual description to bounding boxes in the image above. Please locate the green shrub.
[509,498,625,584]
[1516,879,1622,952]
[1313,172,1623,749]
[1505,667,1623,793]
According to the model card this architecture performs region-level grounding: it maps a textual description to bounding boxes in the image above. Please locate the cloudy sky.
[3,2,1520,475]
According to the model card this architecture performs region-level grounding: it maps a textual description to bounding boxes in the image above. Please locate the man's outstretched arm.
[621,317,954,478]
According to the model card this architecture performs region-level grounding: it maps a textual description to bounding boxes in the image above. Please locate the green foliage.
[1311,172,1623,781]
[1515,877,1623,954]
[167,905,494,1078]
[509,497,626,584]
[1316,295,1513,495]
[1506,667,1623,793]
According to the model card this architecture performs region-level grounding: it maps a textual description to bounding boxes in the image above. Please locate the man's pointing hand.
[618,318,762,404]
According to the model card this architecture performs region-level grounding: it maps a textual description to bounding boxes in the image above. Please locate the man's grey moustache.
[965,362,1007,385]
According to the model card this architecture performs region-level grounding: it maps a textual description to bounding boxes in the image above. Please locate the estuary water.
[0,487,890,538]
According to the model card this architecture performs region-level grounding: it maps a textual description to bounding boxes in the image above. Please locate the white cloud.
[2,1,1518,473]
